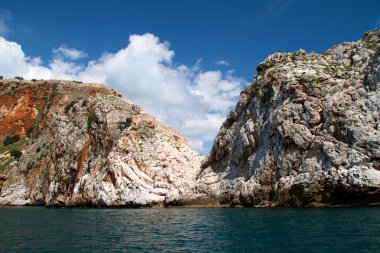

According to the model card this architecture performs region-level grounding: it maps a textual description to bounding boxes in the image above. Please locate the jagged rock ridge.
[0,80,203,206]
[197,29,380,207]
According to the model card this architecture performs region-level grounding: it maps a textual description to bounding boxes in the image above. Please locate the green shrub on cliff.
[4,135,20,146]
[10,149,22,159]
[87,112,97,127]
[125,117,133,126]
[25,162,35,174]
[26,126,34,137]
[64,101,78,113]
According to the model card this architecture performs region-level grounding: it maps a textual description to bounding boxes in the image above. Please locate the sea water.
[0,207,379,252]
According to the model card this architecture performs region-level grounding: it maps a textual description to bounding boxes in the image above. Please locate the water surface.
[0,207,379,252]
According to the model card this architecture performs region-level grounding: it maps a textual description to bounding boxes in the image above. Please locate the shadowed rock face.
[0,80,203,207]
[197,29,380,207]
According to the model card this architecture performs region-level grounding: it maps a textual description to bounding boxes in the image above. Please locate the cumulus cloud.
[0,37,51,78]
[53,44,87,60]
[215,60,229,66]
[191,71,243,112]
[0,34,247,154]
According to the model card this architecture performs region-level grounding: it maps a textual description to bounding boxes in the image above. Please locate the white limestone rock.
[198,29,380,207]
[0,88,203,207]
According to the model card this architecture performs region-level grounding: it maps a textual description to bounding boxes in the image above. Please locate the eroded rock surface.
[1,30,380,208]
[0,80,202,206]
[198,29,380,207]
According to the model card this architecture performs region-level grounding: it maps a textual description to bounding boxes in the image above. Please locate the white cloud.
[0,37,51,78]
[53,44,87,60]
[183,114,226,142]
[0,34,247,154]
[188,140,205,151]
[191,71,243,112]
[215,60,229,66]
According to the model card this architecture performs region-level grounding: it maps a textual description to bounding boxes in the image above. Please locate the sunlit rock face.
[1,29,380,208]
[197,29,380,207]
[0,80,203,207]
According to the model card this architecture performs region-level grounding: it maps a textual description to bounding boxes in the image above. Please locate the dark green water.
[0,207,379,252]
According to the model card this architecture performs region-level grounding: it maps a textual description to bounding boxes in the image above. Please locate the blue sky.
[0,0,379,154]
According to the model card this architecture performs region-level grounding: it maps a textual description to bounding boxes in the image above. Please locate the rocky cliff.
[1,30,379,208]
[197,29,380,207]
[0,80,203,206]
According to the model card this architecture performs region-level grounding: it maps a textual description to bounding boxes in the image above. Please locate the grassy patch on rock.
[0,137,26,174]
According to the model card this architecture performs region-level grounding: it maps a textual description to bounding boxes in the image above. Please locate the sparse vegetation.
[25,162,35,174]
[105,138,114,152]
[14,76,24,80]
[125,117,133,126]
[64,101,78,113]
[257,69,266,76]
[0,137,25,154]
[344,64,353,72]
[363,38,380,50]
[10,149,22,159]
[326,66,338,74]
[0,137,26,172]
[31,79,37,82]
[27,126,34,137]
[119,117,133,130]
[321,63,338,74]
[312,76,324,83]
[4,135,21,146]
[0,158,13,173]
[87,112,97,127]
[290,54,297,62]
[303,57,315,62]
[257,61,276,76]
[256,64,266,76]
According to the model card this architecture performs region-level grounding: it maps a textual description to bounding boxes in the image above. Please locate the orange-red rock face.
[0,80,115,138]
[0,85,44,137]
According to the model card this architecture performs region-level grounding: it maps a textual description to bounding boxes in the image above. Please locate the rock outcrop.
[0,80,203,206]
[197,29,380,207]
[1,30,379,208]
